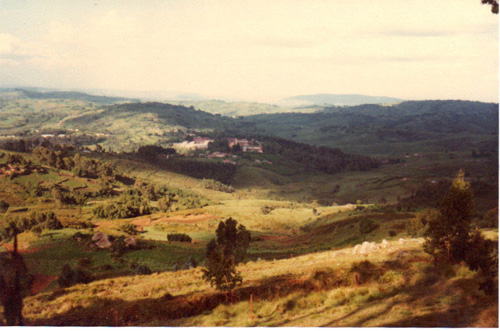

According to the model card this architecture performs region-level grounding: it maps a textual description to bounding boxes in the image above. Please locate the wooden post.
[250,294,253,320]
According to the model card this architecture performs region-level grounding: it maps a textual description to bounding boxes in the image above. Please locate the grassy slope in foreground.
[22,236,498,327]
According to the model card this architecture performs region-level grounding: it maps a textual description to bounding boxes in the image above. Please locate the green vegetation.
[167,233,192,243]
[0,95,497,327]
[93,191,151,219]
[424,170,497,294]
[203,218,251,291]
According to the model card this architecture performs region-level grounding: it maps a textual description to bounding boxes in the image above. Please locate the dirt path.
[31,274,59,295]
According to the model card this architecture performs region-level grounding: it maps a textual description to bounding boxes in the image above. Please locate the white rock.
[124,237,137,247]
[96,237,112,248]
[92,232,108,242]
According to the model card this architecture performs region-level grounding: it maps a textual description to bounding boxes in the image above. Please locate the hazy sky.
[0,0,498,102]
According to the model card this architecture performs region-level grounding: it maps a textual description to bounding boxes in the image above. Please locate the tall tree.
[202,218,251,292]
[424,170,497,294]
[424,169,473,262]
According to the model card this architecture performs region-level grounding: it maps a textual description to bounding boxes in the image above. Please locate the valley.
[0,92,497,326]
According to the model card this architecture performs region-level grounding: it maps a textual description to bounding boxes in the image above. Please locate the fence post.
[250,294,254,320]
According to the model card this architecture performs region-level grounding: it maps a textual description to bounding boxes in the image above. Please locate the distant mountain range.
[281,94,405,107]
[0,88,139,104]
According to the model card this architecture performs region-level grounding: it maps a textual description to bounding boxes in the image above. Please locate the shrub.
[135,265,152,275]
[167,233,192,243]
[120,223,139,235]
[0,200,9,213]
[406,211,435,237]
[261,205,275,215]
[349,260,383,284]
[359,219,379,234]
[67,220,95,229]
[58,264,93,288]
[158,196,172,212]
[201,179,235,193]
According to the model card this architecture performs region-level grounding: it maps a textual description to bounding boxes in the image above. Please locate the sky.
[0,0,498,103]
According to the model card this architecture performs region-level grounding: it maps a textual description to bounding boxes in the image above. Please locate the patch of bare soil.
[152,214,219,225]
[2,243,53,254]
[31,274,59,295]
[130,218,152,226]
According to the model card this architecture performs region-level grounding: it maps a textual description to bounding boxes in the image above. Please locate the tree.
[207,139,230,153]
[424,170,474,262]
[424,170,497,294]
[482,0,499,14]
[202,218,251,292]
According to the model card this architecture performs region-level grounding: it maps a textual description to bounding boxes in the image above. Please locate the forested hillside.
[244,100,498,156]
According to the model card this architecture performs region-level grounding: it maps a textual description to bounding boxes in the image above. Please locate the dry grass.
[20,239,498,327]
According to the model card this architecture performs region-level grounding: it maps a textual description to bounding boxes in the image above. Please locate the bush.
[201,179,235,193]
[3,212,64,236]
[349,260,383,284]
[406,211,434,237]
[167,233,192,243]
[58,264,93,288]
[120,223,139,235]
[135,265,152,275]
[0,200,9,213]
[261,205,275,215]
[359,219,379,234]
[158,196,172,212]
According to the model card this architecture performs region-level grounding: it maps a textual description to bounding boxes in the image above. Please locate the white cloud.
[0,1,497,102]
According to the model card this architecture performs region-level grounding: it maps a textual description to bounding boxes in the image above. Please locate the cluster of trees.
[167,233,192,243]
[258,136,380,174]
[51,185,88,206]
[136,145,176,163]
[93,178,209,220]
[201,179,235,193]
[32,147,115,179]
[399,178,498,225]
[133,180,208,212]
[158,158,237,184]
[93,190,151,219]
[0,211,63,241]
[207,138,231,153]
